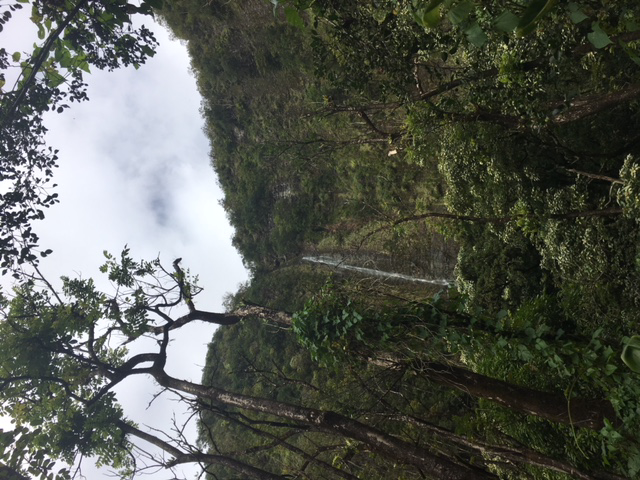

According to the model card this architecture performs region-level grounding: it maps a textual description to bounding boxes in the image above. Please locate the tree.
[0,249,621,479]
[0,250,486,479]
[0,0,160,273]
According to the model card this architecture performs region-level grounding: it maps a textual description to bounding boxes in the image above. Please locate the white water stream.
[303,255,453,286]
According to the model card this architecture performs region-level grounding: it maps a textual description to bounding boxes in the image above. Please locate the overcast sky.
[3,9,249,480]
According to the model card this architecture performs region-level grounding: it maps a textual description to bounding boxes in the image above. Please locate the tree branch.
[117,420,286,480]
[0,0,91,130]
[148,305,292,335]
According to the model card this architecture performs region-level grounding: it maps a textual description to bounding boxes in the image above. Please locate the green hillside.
[159,1,640,478]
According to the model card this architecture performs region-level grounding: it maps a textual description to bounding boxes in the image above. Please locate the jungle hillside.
[159,1,640,479]
[3,0,640,479]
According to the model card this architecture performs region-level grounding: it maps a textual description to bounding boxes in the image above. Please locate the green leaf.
[448,1,473,25]
[621,335,640,373]
[284,6,304,29]
[413,6,442,28]
[620,40,640,66]
[98,12,115,24]
[516,0,556,37]
[30,4,42,23]
[517,344,533,361]
[567,3,588,24]
[592,326,604,339]
[12,51,21,62]
[587,22,612,49]
[372,9,390,24]
[45,70,65,87]
[495,11,519,32]
[625,18,640,32]
[37,23,45,40]
[465,22,487,47]
[141,45,155,57]
[59,50,72,68]
[54,45,65,62]
[19,67,32,87]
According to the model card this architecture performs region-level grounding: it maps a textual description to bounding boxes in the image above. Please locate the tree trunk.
[416,362,614,430]
[553,84,640,124]
[148,306,614,429]
[152,369,495,480]
[359,208,622,247]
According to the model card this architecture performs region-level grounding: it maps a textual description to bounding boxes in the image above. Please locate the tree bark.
[553,84,640,124]
[149,305,293,334]
[152,369,495,480]
[414,362,614,430]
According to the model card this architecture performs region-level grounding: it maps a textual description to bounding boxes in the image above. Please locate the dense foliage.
[158,0,640,479]
[4,0,640,478]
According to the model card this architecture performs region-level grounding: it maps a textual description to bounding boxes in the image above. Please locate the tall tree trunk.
[553,84,640,124]
[414,362,614,429]
[151,369,495,480]
[359,208,622,247]
[148,305,614,429]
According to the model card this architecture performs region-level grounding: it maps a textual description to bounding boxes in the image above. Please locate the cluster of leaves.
[0,425,71,480]
[459,295,640,477]
[406,0,634,49]
[148,0,640,478]
[292,283,367,366]
[0,0,160,273]
[0,282,132,473]
[0,247,214,477]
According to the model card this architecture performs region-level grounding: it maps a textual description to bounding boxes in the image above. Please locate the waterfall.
[303,255,453,286]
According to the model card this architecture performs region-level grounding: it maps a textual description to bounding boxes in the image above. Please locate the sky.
[3,7,250,480]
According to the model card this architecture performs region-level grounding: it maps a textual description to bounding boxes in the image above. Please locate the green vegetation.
[159,0,640,478]
[0,0,159,271]
[3,0,640,479]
